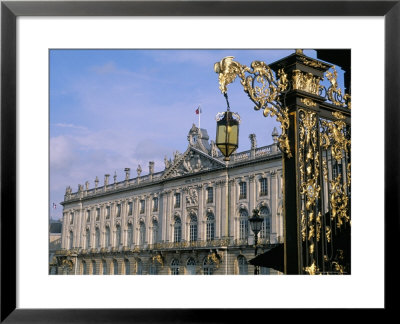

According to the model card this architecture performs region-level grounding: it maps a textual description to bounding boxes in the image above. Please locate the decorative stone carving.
[164,156,171,169]
[186,188,198,206]
[136,165,142,177]
[166,150,218,179]
[210,140,218,157]
[249,134,257,149]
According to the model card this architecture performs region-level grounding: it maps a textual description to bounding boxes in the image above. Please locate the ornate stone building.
[56,124,283,275]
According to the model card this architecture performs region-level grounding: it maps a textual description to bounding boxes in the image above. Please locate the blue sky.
[50,49,343,219]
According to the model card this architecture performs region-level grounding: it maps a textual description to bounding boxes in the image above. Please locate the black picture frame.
[1,0,398,322]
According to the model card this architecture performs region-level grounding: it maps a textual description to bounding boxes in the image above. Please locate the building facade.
[56,124,283,275]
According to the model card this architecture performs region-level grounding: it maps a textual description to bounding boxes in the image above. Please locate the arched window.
[69,231,74,250]
[113,259,118,275]
[239,209,249,240]
[174,217,182,243]
[95,228,100,248]
[203,257,215,275]
[189,215,198,242]
[92,260,97,275]
[137,259,143,275]
[206,213,215,241]
[237,255,248,275]
[85,228,90,249]
[102,260,107,275]
[171,259,180,275]
[139,221,146,245]
[124,259,130,275]
[127,223,133,246]
[105,226,111,247]
[186,258,196,275]
[152,219,158,244]
[260,207,271,240]
[115,225,121,246]
[82,260,87,275]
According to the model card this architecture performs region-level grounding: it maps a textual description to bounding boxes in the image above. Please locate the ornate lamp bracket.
[214,56,292,157]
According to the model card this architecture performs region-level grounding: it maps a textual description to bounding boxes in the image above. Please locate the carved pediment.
[162,148,224,180]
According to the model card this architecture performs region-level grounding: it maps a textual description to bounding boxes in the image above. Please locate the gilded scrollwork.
[299,56,329,69]
[330,174,350,228]
[325,66,351,108]
[214,56,292,157]
[304,260,318,275]
[300,98,317,107]
[321,112,350,162]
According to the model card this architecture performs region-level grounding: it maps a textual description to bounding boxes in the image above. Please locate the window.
[69,231,74,249]
[238,255,248,275]
[239,182,247,199]
[186,258,196,275]
[86,210,91,222]
[239,209,249,240]
[140,200,145,214]
[106,206,110,219]
[203,258,215,275]
[95,228,100,248]
[116,225,121,246]
[260,207,271,239]
[113,260,118,275]
[70,212,74,225]
[128,202,133,216]
[82,261,87,275]
[189,215,198,242]
[206,187,213,203]
[85,229,90,249]
[137,259,143,275]
[174,217,182,243]
[149,263,158,275]
[92,260,96,275]
[152,219,158,244]
[206,213,215,241]
[260,178,268,196]
[105,227,111,247]
[139,221,146,245]
[260,267,270,275]
[171,259,180,275]
[102,260,107,275]
[127,223,133,246]
[124,259,130,275]
[174,193,181,208]
[152,197,158,212]
[116,204,121,218]
[96,208,100,221]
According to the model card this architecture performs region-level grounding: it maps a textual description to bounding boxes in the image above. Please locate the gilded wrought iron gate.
[215,49,351,274]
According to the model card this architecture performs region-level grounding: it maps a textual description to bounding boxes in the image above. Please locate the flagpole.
[198,105,201,129]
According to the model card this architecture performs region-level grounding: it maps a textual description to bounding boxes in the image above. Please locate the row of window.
[69,180,268,225]
[239,178,268,200]
[69,207,272,250]
[78,256,260,275]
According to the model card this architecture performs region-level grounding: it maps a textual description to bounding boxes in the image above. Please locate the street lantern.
[215,93,240,161]
[249,208,263,274]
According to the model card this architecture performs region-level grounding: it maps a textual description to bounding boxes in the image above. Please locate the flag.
[195,106,202,115]
[52,203,57,209]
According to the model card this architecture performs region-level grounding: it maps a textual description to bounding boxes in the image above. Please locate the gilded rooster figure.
[214,56,243,94]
